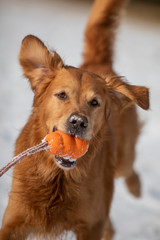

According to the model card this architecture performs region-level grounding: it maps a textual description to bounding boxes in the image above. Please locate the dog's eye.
[90,99,99,107]
[56,92,67,100]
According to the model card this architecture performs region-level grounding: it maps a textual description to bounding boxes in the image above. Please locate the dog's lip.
[55,155,77,169]
[52,126,57,132]
[68,131,90,141]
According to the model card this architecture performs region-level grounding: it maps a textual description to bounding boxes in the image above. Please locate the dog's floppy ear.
[19,35,64,91]
[106,76,149,110]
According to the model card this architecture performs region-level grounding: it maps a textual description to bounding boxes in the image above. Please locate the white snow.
[0,0,160,239]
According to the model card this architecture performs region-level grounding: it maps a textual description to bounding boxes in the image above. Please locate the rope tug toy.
[0,130,89,177]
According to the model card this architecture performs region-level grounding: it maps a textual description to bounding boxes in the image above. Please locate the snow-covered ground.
[0,0,160,239]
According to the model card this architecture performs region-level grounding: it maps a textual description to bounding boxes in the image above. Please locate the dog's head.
[19,35,149,168]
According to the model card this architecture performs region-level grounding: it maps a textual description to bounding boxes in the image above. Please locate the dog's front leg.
[101,218,114,240]
[75,221,105,240]
[0,224,28,240]
[0,206,29,240]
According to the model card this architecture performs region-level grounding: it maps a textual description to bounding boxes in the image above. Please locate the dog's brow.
[53,87,73,94]
[87,92,102,103]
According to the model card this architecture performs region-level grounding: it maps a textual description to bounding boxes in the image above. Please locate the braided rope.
[0,141,49,177]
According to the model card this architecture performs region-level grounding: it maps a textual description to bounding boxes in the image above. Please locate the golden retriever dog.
[0,0,149,239]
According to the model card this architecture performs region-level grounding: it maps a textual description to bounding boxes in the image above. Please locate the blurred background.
[0,0,160,239]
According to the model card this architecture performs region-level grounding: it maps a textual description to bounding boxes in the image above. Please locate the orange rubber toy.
[44,130,89,159]
[0,130,89,177]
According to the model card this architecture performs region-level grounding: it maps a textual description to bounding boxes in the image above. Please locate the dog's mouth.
[55,156,77,169]
[52,126,77,169]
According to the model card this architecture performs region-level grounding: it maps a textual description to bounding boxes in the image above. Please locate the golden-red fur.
[0,0,149,239]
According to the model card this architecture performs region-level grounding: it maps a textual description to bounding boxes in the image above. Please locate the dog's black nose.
[67,113,88,137]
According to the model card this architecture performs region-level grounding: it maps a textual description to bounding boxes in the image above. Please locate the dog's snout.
[67,113,88,136]
[69,114,88,128]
